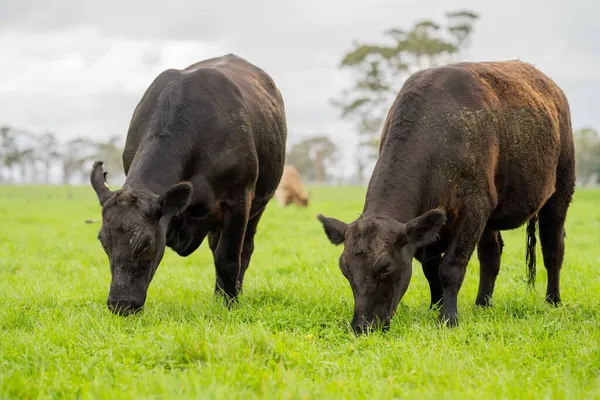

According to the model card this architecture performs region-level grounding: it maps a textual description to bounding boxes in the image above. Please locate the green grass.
[0,185,599,399]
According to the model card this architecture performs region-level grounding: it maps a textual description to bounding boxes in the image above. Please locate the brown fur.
[274,165,309,207]
[318,60,575,333]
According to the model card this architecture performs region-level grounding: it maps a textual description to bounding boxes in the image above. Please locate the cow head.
[294,194,309,207]
[296,189,311,207]
[302,190,311,206]
[317,209,446,335]
[90,161,193,316]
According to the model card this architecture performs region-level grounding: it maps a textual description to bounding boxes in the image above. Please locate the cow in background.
[275,165,309,207]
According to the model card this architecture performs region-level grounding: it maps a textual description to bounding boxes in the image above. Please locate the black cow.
[317,60,575,334]
[90,54,287,315]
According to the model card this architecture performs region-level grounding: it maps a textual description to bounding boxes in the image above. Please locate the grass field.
[0,185,599,399]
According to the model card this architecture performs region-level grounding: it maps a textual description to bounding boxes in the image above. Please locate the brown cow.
[317,60,575,334]
[275,165,309,207]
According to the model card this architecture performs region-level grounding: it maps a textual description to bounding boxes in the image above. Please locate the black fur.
[91,54,287,315]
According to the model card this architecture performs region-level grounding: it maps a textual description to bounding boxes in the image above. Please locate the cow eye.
[139,238,152,253]
[379,263,394,277]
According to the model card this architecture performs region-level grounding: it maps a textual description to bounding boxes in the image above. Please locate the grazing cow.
[317,60,575,334]
[90,53,287,315]
[274,165,309,207]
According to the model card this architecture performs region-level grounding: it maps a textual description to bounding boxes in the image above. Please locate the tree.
[0,125,12,182]
[574,127,600,187]
[17,128,40,184]
[0,125,36,184]
[331,10,479,183]
[286,136,338,183]
[18,147,36,183]
[445,10,480,60]
[92,136,123,172]
[91,135,125,185]
[37,131,60,184]
[60,137,95,185]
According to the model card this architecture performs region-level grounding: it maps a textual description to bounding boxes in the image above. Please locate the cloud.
[0,28,223,135]
[0,0,222,40]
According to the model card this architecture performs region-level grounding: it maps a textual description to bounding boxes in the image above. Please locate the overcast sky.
[0,0,598,179]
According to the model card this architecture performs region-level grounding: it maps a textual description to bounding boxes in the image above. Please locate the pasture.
[0,185,599,399]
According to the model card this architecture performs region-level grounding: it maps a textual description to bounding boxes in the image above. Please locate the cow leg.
[208,228,222,291]
[208,228,221,254]
[275,189,290,207]
[274,189,285,207]
[475,230,503,307]
[422,255,443,308]
[438,204,491,327]
[212,192,251,301]
[237,206,267,292]
[538,187,573,305]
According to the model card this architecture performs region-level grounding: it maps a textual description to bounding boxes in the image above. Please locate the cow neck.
[361,134,423,224]
[123,137,185,196]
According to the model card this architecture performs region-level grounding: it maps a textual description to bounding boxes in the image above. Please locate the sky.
[0,0,598,181]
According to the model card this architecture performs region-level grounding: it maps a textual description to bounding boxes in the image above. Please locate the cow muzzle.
[106,297,144,316]
[351,313,391,335]
[106,264,149,316]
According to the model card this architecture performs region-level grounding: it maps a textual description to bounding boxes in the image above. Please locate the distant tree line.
[1,123,598,187]
[0,124,341,186]
[574,127,600,187]
[0,125,124,185]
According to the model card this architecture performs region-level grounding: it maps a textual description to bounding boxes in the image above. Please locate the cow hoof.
[475,297,493,307]
[214,286,239,308]
[545,294,562,306]
[438,312,459,328]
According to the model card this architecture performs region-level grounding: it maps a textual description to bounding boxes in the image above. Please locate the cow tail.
[525,215,538,288]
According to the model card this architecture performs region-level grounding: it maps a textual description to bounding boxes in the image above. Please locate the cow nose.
[351,320,390,336]
[106,298,143,316]
[352,323,370,336]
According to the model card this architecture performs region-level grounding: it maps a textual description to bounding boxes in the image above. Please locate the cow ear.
[90,161,114,205]
[317,214,347,245]
[159,182,193,217]
[405,208,447,248]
